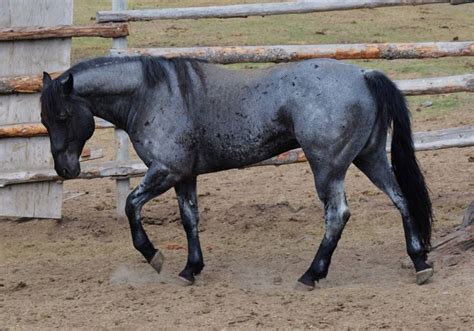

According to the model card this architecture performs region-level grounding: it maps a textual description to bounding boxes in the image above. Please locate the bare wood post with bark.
[112,0,130,222]
[0,24,128,41]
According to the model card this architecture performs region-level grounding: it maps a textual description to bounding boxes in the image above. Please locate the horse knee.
[125,195,136,220]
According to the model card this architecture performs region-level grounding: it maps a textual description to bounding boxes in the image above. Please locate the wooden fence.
[1,0,473,219]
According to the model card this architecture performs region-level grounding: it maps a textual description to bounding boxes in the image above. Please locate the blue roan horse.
[41,56,433,289]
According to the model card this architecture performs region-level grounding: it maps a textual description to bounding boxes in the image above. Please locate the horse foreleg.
[125,163,181,273]
[175,177,204,285]
[297,176,350,290]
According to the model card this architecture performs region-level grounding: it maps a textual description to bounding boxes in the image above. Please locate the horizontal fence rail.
[2,42,471,95]
[395,73,474,95]
[0,119,113,138]
[0,72,62,95]
[0,73,472,138]
[1,126,473,187]
[96,0,471,23]
[0,24,128,42]
[111,42,474,64]
[259,126,474,166]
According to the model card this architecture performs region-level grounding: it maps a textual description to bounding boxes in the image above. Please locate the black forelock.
[41,75,89,120]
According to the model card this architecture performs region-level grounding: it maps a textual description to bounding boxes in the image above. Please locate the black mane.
[59,55,206,103]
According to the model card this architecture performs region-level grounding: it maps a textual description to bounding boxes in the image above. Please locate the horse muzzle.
[54,153,81,179]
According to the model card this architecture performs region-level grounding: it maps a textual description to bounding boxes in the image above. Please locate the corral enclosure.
[1,0,473,329]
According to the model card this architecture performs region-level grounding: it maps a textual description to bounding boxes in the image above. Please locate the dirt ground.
[1,106,473,329]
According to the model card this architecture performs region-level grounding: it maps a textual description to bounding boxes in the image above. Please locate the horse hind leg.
[296,151,352,290]
[353,149,433,285]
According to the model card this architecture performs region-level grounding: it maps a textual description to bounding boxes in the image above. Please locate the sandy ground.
[1,111,473,329]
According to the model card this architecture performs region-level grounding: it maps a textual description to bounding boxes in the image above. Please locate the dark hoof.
[177,275,195,286]
[149,250,165,273]
[296,274,315,291]
[178,268,195,286]
[416,268,434,285]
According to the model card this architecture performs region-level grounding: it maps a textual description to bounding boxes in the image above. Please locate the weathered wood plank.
[111,42,474,64]
[1,126,472,187]
[0,0,73,219]
[96,0,463,23]
[0,24,128,42]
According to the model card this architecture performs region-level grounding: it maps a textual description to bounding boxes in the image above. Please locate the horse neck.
[73,61,143,130]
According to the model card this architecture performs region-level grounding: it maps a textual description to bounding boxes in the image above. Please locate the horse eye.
[57,113,69,123]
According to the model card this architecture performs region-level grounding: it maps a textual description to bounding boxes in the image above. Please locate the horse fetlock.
[408,250,430,272]
[182,260,205,277]
[191,261,205,275]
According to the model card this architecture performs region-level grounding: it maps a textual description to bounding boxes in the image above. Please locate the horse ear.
[62,73,74,95]
[42,72,52,88]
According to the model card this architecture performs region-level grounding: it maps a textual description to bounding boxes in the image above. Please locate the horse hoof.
[149,250,165,274]
[295,281,315,291]
[178,276,194,286]
[416,268,433,285]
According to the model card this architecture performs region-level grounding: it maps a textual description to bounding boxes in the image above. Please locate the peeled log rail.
[0,24,129,42]
[0,119,114,138]
[396,73,474,95]
[111,42,474,64]
[96,0,471,23]
[0,72,62,95]
[0,74,472,138]
[259,126,474,166]
[1,126,472,187]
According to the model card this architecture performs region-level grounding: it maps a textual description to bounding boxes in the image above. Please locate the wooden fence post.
[112,0,130,221]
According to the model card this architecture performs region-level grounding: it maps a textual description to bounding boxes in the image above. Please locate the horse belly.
[195,114,298,173]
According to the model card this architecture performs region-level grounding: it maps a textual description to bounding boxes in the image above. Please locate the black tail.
[364,70,432,248]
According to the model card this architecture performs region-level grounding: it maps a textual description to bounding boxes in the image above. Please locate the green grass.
[72,1,474,125]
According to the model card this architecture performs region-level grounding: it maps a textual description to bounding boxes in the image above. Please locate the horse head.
[40,72,95,179]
